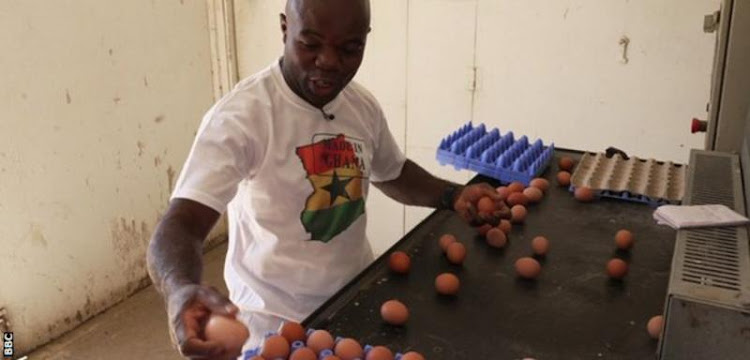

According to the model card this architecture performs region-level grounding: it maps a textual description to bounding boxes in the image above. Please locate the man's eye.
[342,43,364,54]
[299,41,320,50]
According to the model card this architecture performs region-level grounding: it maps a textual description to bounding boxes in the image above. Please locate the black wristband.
[438,185,459,211]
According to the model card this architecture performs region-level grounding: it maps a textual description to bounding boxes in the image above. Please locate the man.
[146,0,507,358]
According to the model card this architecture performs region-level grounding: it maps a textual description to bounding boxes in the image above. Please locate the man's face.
[280,0,370,108]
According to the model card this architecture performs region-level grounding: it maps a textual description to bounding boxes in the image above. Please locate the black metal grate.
[690,154,735,207]
[682,228,741,291]
[680,154,741,291]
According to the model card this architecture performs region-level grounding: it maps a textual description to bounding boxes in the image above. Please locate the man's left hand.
[453,183,511,226]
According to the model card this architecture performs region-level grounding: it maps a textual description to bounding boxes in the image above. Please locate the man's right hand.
[167,284,240,360]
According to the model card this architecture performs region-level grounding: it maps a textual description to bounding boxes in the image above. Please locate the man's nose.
[315,46,341,71]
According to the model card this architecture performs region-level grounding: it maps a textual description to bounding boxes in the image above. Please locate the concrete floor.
[28,243,229,360]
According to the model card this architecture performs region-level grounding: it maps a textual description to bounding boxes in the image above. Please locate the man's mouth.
[309,78,337,95]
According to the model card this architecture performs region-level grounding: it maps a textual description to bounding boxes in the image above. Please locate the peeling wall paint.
[0,0,222,354]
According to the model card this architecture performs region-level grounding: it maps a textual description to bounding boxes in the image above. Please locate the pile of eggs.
[244,321,425,360]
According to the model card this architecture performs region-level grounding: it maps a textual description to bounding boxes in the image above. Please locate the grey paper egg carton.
[570,152,687,206]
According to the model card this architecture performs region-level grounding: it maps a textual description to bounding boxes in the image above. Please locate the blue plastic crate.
[437,122,555,185]
[243,328,415,359]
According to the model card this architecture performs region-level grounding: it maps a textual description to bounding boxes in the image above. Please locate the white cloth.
[653,204,749,229]
[172,60,406,326]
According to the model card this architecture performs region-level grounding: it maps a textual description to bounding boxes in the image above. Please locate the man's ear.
[280,13,288,43]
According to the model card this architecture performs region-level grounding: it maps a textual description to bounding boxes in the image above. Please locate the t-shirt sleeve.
[370,107,406,183]
[171,98,263,214]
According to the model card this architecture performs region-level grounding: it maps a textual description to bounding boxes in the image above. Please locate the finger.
[493,206,512,220]
[197,287,238,316]
[481,213,501,227]
[176,306,209,342]
[478,183,504,201]
[180,337,226,359]
[465,204,484,227]
[463,183,502,203]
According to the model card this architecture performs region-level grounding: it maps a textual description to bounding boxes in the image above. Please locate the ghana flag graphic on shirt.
[295,134,367,242]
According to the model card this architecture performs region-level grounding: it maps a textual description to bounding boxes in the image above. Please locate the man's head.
[280,0,371,108]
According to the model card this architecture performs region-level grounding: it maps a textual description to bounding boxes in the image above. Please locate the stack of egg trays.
[569,152,687,206]
[436,122,555,185]
[243,328,414,359]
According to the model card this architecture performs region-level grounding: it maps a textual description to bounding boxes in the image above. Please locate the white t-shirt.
[172,60,406,321]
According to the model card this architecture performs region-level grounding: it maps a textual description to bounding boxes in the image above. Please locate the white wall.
[0,0,216,353]
[473,0,716,163]
[233,0,717,254]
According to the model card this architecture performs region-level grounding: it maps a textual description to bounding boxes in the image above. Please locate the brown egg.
[559,156,575,171]
[647,315,664,339]
[204,314,250,358]
[477,196,495,214]
[531,236,549,256]
[607,258,628,279]
[248,356,265,360]
[446,242,467,265]
[280,321,307,344]
[261,334,291,359]
[388,251,411,274]
[323,356,343,360]
[515,257,542,279]
[498,219,512,234]
[486,228,507,248]
[400,351,426,360]
[557,171,571,186]
[435,272,460,295]
[306,329,335,354]
[380,299,409,325]
[290,347,318,360]
[507,181,525,193]
[496,186,511,201]
[334,338,364,360]
[574,187,595,202]
[507,192,529,206]
[476,223,493,236]
[366,345,394,360]
[511,205,527,224]
[439,233,457,251]
[523,187,544,203]
[529,178,549,192]
[615,229,634,250]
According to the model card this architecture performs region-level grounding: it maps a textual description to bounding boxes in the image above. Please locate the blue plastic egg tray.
[436,122,555,185]
[244,328,417,359]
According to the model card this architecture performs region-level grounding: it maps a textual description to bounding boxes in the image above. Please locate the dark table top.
[303,150,676,360]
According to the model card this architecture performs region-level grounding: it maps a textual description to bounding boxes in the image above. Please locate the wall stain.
[143,76,149,87]
[21,93,27,100]
[113,96,121,104]
[154,156,162,167]
[109,218,152,306]
[65,89,72,104]
[167,166,176,194]
[29,223,48,248]
[108,48,113,56]
[111,218,150,259]
[137,141,145,157]
[84,294,94,316]
[154,114,165,123]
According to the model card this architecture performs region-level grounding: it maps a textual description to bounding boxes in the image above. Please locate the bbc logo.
[2,332,12,358]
